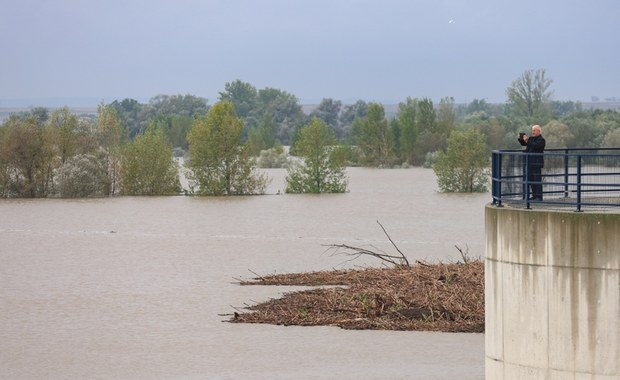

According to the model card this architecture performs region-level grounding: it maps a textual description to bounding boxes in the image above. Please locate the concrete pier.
[485,205,620,379]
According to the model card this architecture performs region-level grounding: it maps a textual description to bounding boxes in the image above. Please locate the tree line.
[2,69,620,197]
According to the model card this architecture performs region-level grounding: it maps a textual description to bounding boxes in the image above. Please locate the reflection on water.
[0,168,487,379]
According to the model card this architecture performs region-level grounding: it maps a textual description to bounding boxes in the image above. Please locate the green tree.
[56,153,109,198]
[218,79,258,119]
[352,103,394,167]
[412,98,442,165]
[562,109,620,148]
[417,97,437,134]
[506,68,553,121]
[109,98,145,139]
[308,98,343,137]
[186,101,268,195]
[286,118,348,193]
[552,100,583,118]
[257,145,291,169]
[247,113,277,156]
[151,113,193,150]
[602,128,620,148]
[121,124,181,195]
[433,128,489,192]
[396,97,418,164]
[109,95,208,142]
[437,96,456,137]
[253,87,305,144]
[48,107,78,164]
[466,99,491,115]
[149,94,209,117]
[476,119,508,152]
[542,121,574,149]
[339,100,368,141]
[97,104,125,196]
[0,115,54,197]
[390,118,402,161]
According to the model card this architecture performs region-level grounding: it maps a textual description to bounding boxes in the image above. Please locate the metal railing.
[491,148,620,211]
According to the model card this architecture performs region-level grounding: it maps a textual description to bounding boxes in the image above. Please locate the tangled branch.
[324,220,410,267]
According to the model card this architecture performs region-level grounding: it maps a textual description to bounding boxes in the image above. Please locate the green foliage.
[552,100,583,118]
[433,129,489,193]
[562,109,620,148]
[437,97,456,137]
[247,113,278,156]
[412,98,442,164]
[148,94,209,117]
[417,98,437,133]
[602,128,620,148]
[254,87,305,144]
[218,79,258,118]
[309,98,343,138]
[109,95,208,142]
[338,100,368,142]
[423,150,440,168]
[186,101,268,195]
[56,153,109,198]
[413,130,445,165]
[5,75,620,199]
[396,97,418,164]
[390,118,401,159]
[465,118,508,152]
[286,119,348,193]
[49,107,79,164]
[109,98,145,139]
[352,103,394,167]
[0,115,56,197]
[0,107,109,198]
[121,124,181,195]
[466,99,491,115]
[257,145,291,168]
[97,104,125,195]
[506,68,553,122]
[542,120,574,149]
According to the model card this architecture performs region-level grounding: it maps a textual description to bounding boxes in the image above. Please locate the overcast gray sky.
[1,0,618,106]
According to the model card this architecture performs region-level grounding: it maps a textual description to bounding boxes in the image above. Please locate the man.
[518,125,546,200]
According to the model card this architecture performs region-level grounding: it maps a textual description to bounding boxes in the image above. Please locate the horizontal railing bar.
[491,149,620,211]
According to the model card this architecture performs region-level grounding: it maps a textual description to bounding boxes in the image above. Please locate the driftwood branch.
[376,220,410,266]
[324,221,410,267]
[454,245,470,264]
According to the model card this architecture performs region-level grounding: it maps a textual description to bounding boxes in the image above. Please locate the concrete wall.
[485,205,620,379]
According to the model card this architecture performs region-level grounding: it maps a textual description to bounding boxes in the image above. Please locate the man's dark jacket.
[518,135,546,167]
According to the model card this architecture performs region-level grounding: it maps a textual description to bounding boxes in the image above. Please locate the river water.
[0,167,488,379]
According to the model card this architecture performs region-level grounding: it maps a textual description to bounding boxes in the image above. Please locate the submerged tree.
[286,118,348,193]
[97,104,125,196]
[396,97,418,164]
[0,115,54,197]
[352,103,394,167]
[433,128,489,192]
[121,124,180,195]
[186,101,268,195]
[56,153,109,198]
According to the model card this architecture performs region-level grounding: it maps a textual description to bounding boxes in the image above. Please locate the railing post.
[492,151,503,206]
[563,149,569,198]
[524,154,531,209]
[576,155,582,212]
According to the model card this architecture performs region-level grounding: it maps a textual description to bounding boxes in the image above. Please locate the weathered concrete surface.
[485,205,620,379]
